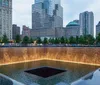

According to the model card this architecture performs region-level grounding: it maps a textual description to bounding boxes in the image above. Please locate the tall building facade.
[30,27,64,38]
[34,0,61,16]
[22,25,30,38]
[96,21,100,36]
[12,24,20,40]
[79,11,94,36]
[0,0,12,39]
[32,0,63,29]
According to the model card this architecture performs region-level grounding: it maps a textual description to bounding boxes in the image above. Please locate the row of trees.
[37,35,95,45]
[1,33,100,45]
[37,34,100,45]
[0,35,33,44]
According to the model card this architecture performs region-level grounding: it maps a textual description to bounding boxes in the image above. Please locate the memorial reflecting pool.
[0,60,99,85]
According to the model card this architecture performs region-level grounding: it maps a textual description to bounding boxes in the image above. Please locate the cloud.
[62,0,95,26]
[12,0,34,28]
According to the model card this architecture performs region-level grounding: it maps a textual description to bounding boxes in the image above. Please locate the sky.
[13,0,100,29]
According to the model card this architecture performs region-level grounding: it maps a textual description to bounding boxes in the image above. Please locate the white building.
[0,0,12,40]
[79,11,94,36]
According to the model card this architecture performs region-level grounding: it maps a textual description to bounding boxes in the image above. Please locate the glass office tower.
[79,11,94,36]
[35,0,44,3]
[32,0,63,29]
[34,0,61,16]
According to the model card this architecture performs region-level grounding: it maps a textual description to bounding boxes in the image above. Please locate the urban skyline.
[0,0,99,39]
[30,0,95,38]
[13,0,100,29]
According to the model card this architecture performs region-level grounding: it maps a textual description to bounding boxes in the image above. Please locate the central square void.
[25,66,66,78]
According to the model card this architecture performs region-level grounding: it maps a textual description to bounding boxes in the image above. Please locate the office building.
[34,0,61,16]
[32,0,63,30]
[30,27,64,38]
[96,21,100,36]
[65,20,80,38]
[0,0,12,39]
[79,11,94,36]
[22,25,30,38]
[12,24,20,40]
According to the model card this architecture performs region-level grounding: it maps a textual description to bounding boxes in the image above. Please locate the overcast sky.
[13,0,100,29]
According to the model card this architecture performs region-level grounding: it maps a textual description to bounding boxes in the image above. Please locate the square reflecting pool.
[25,66,66,78]
[0,60,99,85]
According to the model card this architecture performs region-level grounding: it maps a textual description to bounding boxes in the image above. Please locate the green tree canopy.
[2,35,9,43]
[54,38,59,44]
[76,36,79,44]
[43,38,48,44]
[37,37,42,44]
[15,35,21,43]
[85,35,95,45]
[49,38,55,44]
[65,38,68,44]
[69,36,76,44]
[96,33,100,44]
[60,36,65,44]
[22,36,29,45]
[78,36,86,44]
[29,37,34,43]
[0,37,2,43]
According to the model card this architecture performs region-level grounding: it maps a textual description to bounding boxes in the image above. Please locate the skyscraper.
[79,11,94,36]
[32,0,63,29]
[34,0,61,16]
[0,0,12,39]
[12,24,20,40]
[35,0,44,3]
[96,21,100,36]
[22,25,30,38]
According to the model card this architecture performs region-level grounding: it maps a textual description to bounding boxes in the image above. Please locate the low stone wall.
[0,47,100,65]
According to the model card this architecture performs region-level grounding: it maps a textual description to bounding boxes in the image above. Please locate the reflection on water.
[0,60,99,85]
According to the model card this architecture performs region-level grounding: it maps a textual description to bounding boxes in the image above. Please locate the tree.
[78,36,85,44]
[0,37,2,43]
[65,38,68,44]
[76,36,79,44]
[54,38,59,44]
[85,35,95,45]
[15,35,21,43]
[2,35,9,43]
[48,38,52,44]
[29,37,34,43]
[43,38,48,44]
[37,37,42,44]
[60,36,65,44]
[22,36,29,45]
[49,38,55,44]
[69,36,76,44]
[96,33,100,44]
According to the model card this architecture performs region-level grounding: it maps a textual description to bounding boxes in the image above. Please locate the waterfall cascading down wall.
[0,47,100,65]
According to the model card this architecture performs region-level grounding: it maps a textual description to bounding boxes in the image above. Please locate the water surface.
[0,60,99,85]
